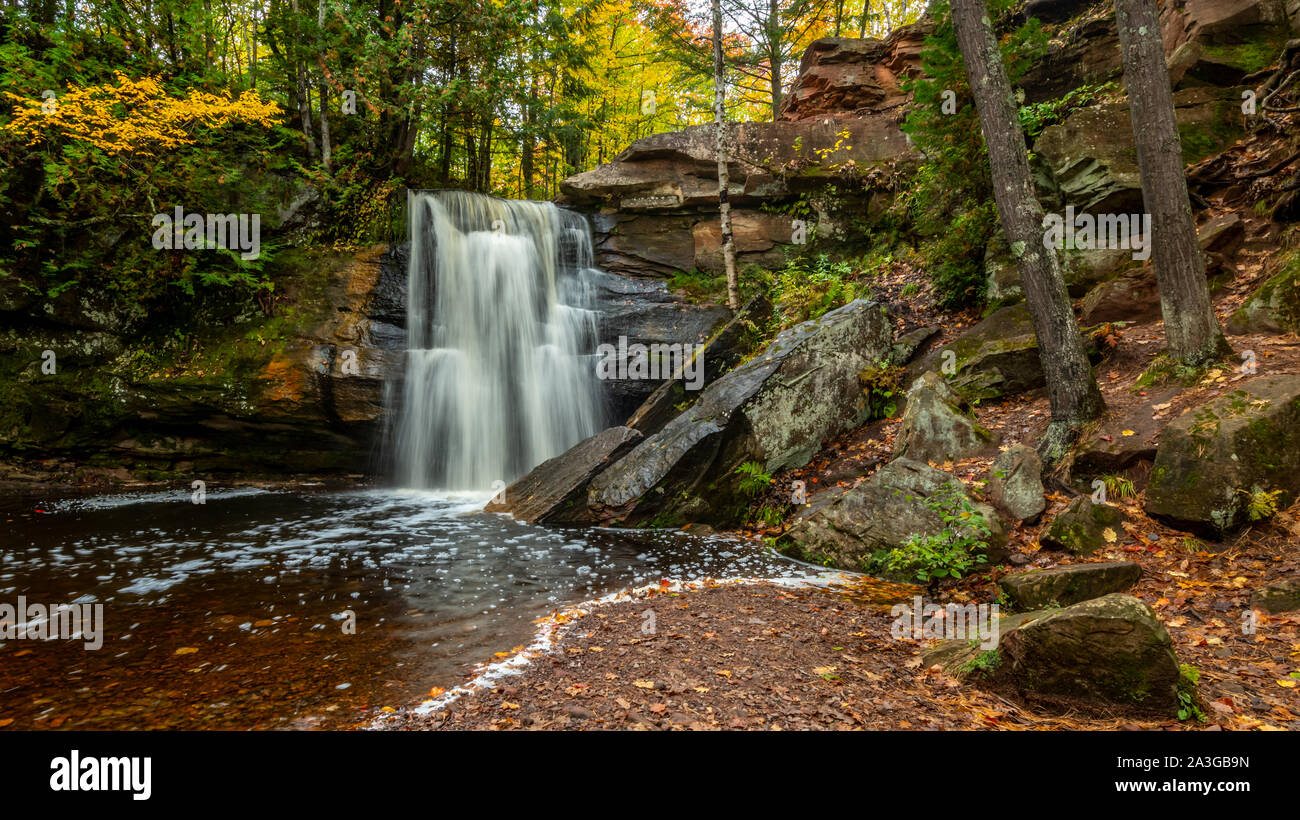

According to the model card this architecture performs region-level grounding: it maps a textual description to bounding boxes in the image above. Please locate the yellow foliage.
[3,73,281,155]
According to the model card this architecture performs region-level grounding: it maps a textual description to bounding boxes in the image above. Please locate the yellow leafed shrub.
[3,73,281,154]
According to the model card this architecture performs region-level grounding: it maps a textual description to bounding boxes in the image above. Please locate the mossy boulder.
[1250,577,1300,614]
[1006,594,1180,713]
[986,444,1047,523]
[587,300,895,527]
[1034,89,1245,216]
[925,593,1181,715]
[1227,255,1300,334]
[776,458,1008,574]
[910,303,1048,404]
[1145,375,1300,535]
[999,560,1142,610]
[1041,496,1126,555]
[893,372,997,464]
[985,231,1138,305]
[1162,0,1295,86]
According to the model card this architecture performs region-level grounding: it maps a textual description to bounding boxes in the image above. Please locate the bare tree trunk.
[318,83,332,172]
[247,5,256,88]
[522,75,537,198]
[712,0,739,311]
[951,0,1104,462]
[1115,0,1230,365]
[316,0,330,171]
[290,0,316,161]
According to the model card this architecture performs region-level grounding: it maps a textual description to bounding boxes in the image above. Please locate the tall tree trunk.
[1114,0,1230,365]
[247,4,256,88]
[316,0,330,170]
[522,75,537,198]
[951,0,1104,462]
[767,0,782,120]
[479,113,493,191]
[318,83,332,172]
[290,0,316,162]
[859,0,869,37]
[203,0,214,64]
[439,33,457,185]
[712,0,739,311]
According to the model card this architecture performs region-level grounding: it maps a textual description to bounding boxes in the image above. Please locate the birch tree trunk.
[951,0,1104,462]
[712,0,739,311]
[1114,0,1230,365]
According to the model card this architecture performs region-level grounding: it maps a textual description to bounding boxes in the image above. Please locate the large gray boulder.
[985,231,1139,304]
[1146,375,1300,534]
[1070,387,1181,478]
[776,458,1008,574]
[893,372,996,463]
[485,426,642,525]
[987,444,1047,523]
[909,303,1056,404]
[587,300,895,526]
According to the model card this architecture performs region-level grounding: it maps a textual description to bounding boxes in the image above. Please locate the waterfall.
[393,190,606,490]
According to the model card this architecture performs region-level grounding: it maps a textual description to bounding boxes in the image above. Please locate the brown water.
[0,486,810,730]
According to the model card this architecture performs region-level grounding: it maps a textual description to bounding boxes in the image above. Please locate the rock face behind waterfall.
[583,300,894,527]
[556,27,926,281]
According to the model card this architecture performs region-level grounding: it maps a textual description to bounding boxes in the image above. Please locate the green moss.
[1201,31,1290,76]
[957,647,1001,679]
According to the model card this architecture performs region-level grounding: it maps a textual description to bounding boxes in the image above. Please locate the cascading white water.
[393,190,606,490]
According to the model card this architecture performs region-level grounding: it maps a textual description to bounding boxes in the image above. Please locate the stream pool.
[0,486,810,729]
